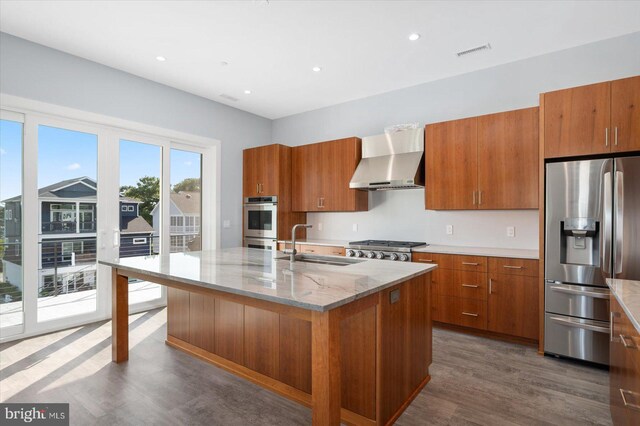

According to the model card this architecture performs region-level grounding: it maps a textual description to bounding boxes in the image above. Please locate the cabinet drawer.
[489,257,539,277]
[455,270,488,301]
[432,295,487,330]
[450,255,488,272]
[433,269,487,300]
[412,252,452,269]
[298,244,345,256]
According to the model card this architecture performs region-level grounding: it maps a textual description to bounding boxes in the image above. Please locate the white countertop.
[607,278,640,334]
[277,239,349,247]
[100,247,435,312]
[412,244,539,259]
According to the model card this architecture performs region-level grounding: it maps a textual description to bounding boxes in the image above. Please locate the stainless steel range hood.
[349,126,424,191]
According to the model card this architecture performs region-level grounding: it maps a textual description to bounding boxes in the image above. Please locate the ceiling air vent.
[219,93,239,102]
[456,43,491,57]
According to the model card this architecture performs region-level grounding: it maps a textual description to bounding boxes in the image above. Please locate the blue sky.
[1,120,202,203]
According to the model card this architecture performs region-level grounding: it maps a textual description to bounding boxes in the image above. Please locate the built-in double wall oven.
[243,196,277,251]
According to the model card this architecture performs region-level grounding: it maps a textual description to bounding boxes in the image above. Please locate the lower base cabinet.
[167,272,431,425]
[610,296,640,425]
[415,252,539,342]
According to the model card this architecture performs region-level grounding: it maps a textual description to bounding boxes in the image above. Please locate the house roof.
[170,191,200,215]
[121,216,154,234]
[2,176,142,204]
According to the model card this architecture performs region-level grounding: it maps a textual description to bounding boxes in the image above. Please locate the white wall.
[272,32,640,249]
[0,32,272,249]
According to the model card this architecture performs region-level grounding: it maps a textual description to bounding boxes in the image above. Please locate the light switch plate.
[317,223,323,231]
[352,223,358,232]
[507,226,515,237]
[223,220,231,229]
[446,225,453,235]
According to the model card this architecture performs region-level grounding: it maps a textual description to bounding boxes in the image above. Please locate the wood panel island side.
[100,248,435,426]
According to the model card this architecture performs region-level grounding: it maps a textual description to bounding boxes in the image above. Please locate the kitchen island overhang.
[100,248,436,426]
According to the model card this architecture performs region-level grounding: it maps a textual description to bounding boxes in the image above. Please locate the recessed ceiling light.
[312,66,322,72]
[408,33,421,41]
[220,61,229,66]
[155,56,166,62]
[244,90,252,95]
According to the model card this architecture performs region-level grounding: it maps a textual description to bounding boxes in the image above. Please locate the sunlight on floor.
[0,309,167,401]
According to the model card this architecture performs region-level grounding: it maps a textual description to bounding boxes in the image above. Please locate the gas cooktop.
[348,240,427,249]
[346,240,428,261]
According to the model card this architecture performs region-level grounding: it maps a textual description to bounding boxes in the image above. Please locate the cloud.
[0,148,6,155]
[184,161,192,166]
[67,163,81,170]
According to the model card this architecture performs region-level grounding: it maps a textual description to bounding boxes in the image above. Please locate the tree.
[172,177,201,193]
[120,176,159,224]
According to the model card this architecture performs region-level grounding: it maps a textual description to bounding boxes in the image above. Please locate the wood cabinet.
[543,75,640,158]
[292,137,368,212]
[243,144,280,197]
[487,258,539,340]
[276,242,345,256]
[242,144,307,241]
[425,107,539,210]
[477,108,539,209]
[610,295,640,426]
[425,117,478,210]
[414,252,539,341]
[167,272,432,424]
[612,76,640,153]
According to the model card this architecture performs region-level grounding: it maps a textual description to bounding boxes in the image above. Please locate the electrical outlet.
[446,225,453,235]
[317,223,323,231]
[507,226,515,237]
[223,220,231,229]
[352,223,358,232]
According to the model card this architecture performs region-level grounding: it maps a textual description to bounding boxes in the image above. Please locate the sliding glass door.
[0,112,24,336]
[0,102,216,341]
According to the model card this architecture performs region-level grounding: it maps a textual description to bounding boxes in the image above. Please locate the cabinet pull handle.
[605,128,609,147]
[610,311,619,342]
[614,127,618,146]
[620,334,638,349]
[478,190,482,205]
[489,278,493,294]
[462,284,479,288]
[256,183,260,193]
[472,191,476,205]
[462,262,479,266]
[503,265,524,269]
[418,259,434,262]
[620,389,640,411]
[462,312,478,317]
[306,249,315,253]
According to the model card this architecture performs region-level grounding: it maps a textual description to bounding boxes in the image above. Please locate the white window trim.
[0,95,221,343]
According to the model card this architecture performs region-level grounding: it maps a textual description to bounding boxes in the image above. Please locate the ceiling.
[1,1,640,119]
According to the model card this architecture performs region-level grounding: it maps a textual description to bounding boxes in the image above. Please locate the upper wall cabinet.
[292,137,368,212]
[425,107,539,210]
[542,75,640,158]
[243,144,282,198]
[425,117,478,210]
[611,76,640,153]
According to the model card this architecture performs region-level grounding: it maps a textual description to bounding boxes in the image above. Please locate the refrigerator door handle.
[614,171,624,275]
[602,171,613,275]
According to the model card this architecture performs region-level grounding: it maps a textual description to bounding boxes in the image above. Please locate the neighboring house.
[1,177,154,296]
[151,191,200,253]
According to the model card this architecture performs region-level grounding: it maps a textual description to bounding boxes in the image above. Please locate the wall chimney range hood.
[349,125,425,191]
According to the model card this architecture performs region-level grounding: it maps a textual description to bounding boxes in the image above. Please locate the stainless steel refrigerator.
[544,156,640,365]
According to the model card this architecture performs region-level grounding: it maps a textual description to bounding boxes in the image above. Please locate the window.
[127,205,134,212]
[5,210,12,220]
[121,205,127,211]
[132,238,147,245]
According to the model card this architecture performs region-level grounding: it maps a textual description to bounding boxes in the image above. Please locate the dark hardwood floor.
[0,308,611,425]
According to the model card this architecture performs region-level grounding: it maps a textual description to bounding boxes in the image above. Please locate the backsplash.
[304,189,538,249]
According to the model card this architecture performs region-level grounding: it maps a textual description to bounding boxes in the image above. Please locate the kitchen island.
[100,248,435,426]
